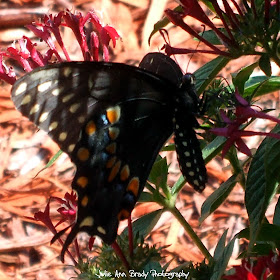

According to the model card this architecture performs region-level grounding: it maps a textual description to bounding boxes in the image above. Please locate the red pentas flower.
[0,9,120,85]
[210,90,280,158]
[26,191,78,264]
[223,252,280,280]
[1,9,120,264]
[163,0,280,61]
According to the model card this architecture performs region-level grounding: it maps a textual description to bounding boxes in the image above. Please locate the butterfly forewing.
[11,53,207,259]
[11,59,176,249]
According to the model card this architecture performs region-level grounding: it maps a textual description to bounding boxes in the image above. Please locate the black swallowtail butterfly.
[11,52,207,258]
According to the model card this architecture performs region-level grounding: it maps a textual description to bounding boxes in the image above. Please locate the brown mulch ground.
[0,0,279,279]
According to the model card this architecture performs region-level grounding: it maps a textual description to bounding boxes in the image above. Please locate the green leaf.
[142,262,162,280]
[45,149,63,168]
[120,209,163,239]
[245,125,280,249]
[244,76,280,97]
[259,53,272,77]
[198,30,223,45]
[199,175,238,223]
[273,196,280,226]
[171,175,185,195]
[202,136,226,164]
[138,191,154,203]
[213,229,228,261]
[34,149,63,176]
[194,56,230,95]
[210,234,237,280]
[161,143,175,152]
[148,5,183,45]
[232,62,258,94]
[238,224,280,250]
[148,157,168,191]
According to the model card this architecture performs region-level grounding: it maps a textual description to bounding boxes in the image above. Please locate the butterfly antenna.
[159,29,183,72]
[185,25,205,73]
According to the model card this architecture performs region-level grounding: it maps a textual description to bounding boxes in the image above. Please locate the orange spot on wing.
[127,177,139,197]
[106,106,120,124]
[106,142,116,154]
[120,165,130,181]
[76,176,88,188]
[77,148,90,161]
[108,160,121,182]
[106,156,117,168]
[81,196,89,207]
[117,209,130,221]
[85,121,96,135]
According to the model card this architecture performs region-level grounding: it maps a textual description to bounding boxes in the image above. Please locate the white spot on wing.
[21,94,31,105]
[78,116,86,123]
[38,81,52,92]
[80,216,94,228]
[69,103,80,113]
[97,226,106,234]
[39,112,49,123]
[68,144,75,153]
[184,151,190,157]
[62,93,75,103]
[30,104,40,114]
[15,82,27,96]
[49,121,58,131]
[52,88,60,96]
[63,67,72,77]
[59,132,67,141]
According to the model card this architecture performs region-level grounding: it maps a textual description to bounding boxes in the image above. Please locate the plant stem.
[226,148,246,188]
[169,206,213,262]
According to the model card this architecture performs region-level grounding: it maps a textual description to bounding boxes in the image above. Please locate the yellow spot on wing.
[80,216,94,227]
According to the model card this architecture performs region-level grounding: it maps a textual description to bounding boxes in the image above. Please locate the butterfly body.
[11,53,206,256]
